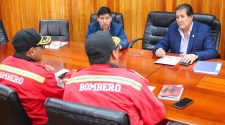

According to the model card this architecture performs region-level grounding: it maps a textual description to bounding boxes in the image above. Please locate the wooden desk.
[148,60,225,125]
[1,42,225,124]
[42,42,161,78]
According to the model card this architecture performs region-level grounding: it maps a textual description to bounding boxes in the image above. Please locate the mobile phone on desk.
[173,98,193,109]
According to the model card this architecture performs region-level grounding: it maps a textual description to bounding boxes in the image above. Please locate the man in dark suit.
[154,4,217,63]
[86,6,129,49]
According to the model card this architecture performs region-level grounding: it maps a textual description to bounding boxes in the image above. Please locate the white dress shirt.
[178,22,193,55]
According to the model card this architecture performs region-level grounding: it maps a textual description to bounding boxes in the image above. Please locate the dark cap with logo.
[12,28,52,52]
[85,31,119,58]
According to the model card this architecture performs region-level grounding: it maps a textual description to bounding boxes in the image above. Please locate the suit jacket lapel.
[187,21,198,54]
[174,28,181,54]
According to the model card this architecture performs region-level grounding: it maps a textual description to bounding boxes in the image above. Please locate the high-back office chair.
[0,84,32,125]
[193,13,221,51]
[129,11,176,50]
[45,98,130,125]
[129,11,221,53]
[90,12,124,28]
[0,20,8,44]
[39,20,69,41]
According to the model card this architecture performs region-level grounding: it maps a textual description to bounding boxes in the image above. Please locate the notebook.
[158,85,184,101]
[193,61,222,75]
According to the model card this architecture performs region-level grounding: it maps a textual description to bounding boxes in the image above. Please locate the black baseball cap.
[12,28,52,52]
[85,31,120,58]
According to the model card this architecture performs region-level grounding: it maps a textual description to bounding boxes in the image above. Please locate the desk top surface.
[1,42,225,125]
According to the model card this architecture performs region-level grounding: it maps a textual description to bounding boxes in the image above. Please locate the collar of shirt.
[178,22,193,40]
[13,52,35,62]
[99,23,111,31]
[90,63,119,69]
[97,22,115,36]
[178,22,193,55]
[89,64,112,70]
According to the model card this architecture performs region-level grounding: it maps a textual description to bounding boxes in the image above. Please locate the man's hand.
[155,48,166,57]
[118,44,122,50]
[181,54,198,64]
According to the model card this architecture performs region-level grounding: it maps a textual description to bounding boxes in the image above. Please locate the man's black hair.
[88,45,119,67]
[176,4,193,16]
[97,6,111,16]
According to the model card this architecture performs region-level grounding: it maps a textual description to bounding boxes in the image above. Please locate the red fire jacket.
[63,64,165,125]
[0,56,64,125]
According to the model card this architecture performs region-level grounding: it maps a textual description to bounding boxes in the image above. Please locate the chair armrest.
[128,38,144,48]
[217,51,220,59]
[166,121,187,125]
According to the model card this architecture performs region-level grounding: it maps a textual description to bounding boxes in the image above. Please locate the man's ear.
[97,16,100,22]
[27,47,35,56]
[111,49,119,60]
[190,15,193,20]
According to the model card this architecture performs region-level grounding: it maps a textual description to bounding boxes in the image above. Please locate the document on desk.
[55,68,70,78]
[154,55,182,66]
[148,86,155,92]
[193,61,222,75]
[45,41,68,49]
[158,85,184,101]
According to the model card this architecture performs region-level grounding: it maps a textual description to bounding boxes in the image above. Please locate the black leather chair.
[129,11,176,50]
[193,13,221,51]
[0,84,32,125]
[45,98,130,125]
[129,11,221,53]
[90,12,124,28]
[39,20,69,41]
[0,20,8,44]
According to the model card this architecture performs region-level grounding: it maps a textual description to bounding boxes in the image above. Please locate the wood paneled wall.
[0,0,225,59]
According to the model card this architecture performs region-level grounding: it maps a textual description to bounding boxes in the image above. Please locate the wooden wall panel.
[0,3,1,19]
[220,0,225,59]
[0,0,225,59]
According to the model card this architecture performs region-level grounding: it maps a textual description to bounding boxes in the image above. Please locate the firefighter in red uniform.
[63,31,165,125]
[0,28,64,125]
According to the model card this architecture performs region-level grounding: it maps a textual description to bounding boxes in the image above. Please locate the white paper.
[45,41,68,49]
[155,55,182,66]
[148,86,155,91]
[54,68,69,77]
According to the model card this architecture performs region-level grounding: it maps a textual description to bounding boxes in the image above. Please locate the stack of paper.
[55,68,69,78]
[158,85,184,101]
[155,55,182,66]
[45,41,68,49]
[193,61,222,75]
